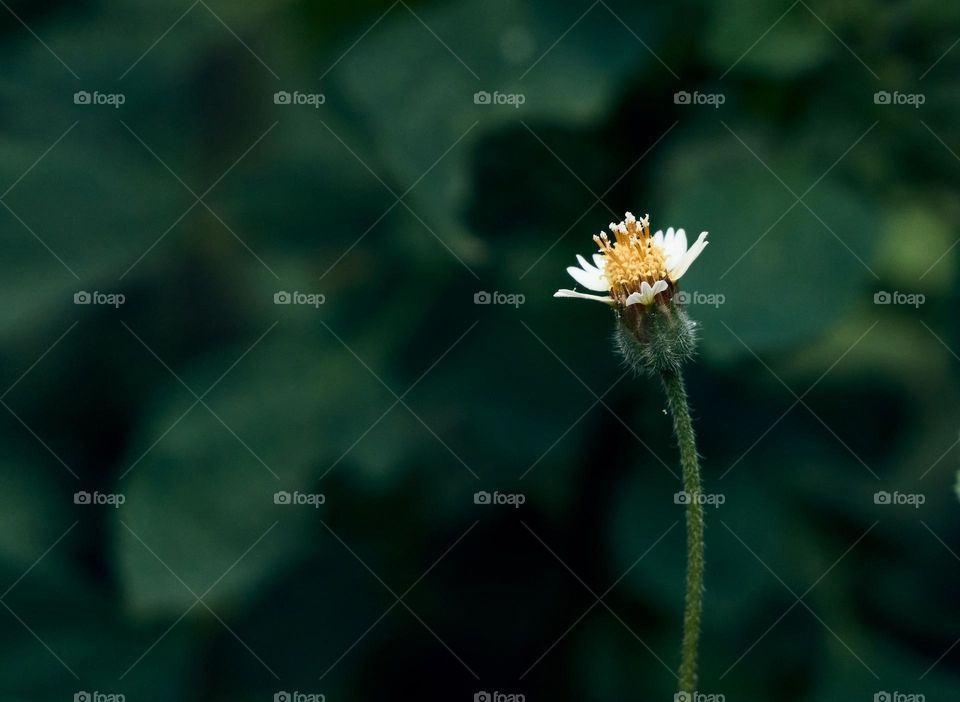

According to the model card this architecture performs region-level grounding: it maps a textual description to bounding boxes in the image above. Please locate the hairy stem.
[661,368,704,695]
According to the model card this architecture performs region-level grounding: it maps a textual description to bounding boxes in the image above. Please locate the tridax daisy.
[550,211,713,698]
[554,212,708,308]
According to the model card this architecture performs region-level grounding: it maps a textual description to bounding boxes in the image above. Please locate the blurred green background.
[1,0,959,700]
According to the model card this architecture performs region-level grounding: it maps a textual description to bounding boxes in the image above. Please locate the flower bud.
[613,297,697,375]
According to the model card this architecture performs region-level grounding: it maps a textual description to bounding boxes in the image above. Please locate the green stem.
[661,368,704,695]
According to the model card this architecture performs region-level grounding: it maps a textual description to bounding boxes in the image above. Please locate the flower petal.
[673,228,688,257]
[624,279,669,306]
[665,227,675,248]
[668,231,709,281]
[554,289,615,305]
[566,264,607,291]
[576,254,599,274]
[664,227,688,269]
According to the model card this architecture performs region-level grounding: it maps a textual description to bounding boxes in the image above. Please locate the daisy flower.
[554,212,708,308]
[549,211,713,698]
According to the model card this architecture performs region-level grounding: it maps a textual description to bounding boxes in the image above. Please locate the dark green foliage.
[0,0,958,700]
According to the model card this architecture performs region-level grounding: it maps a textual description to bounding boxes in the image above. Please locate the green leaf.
[334,0,664,264]
[113,334,390,615]
[704,0,831,77]
[653,125,879,358]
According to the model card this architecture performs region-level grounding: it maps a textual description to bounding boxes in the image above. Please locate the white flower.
[553,212,708,307]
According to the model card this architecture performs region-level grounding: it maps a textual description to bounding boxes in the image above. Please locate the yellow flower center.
[593,214,669,303]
